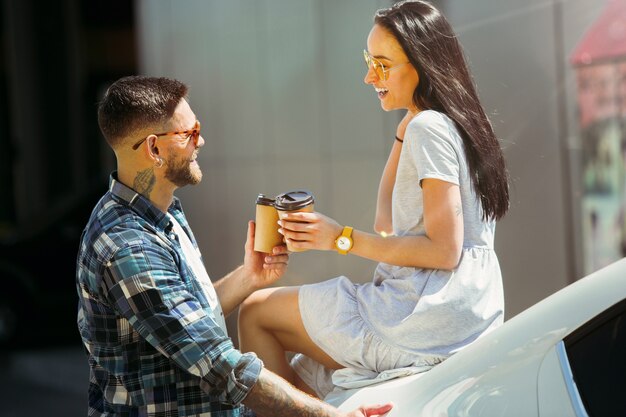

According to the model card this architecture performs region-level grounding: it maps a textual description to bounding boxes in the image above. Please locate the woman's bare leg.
[238,286,343,384]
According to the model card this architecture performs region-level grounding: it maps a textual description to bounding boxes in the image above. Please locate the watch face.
[337,236,352,250]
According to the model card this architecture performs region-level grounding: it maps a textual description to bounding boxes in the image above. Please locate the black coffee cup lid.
[274,190,314,211]
[256,194,275,206]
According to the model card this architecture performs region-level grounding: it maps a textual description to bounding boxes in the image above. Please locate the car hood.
[336,258,626,416]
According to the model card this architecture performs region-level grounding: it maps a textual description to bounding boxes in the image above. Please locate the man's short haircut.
[97,75,188,148]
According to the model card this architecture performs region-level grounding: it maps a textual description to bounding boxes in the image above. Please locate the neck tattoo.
[134,168,156,199]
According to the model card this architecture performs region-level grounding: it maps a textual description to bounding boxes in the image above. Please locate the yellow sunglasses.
[363,50,410,81]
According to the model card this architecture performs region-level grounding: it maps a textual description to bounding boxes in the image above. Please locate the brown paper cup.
[254,203,283,253]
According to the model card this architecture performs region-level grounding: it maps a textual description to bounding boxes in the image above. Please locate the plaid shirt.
[76,174,262,417]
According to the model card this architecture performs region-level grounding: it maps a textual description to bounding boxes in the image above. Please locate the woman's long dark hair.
[375,1,509,220]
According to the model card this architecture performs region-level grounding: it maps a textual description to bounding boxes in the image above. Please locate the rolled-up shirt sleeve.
[102,243,261,405]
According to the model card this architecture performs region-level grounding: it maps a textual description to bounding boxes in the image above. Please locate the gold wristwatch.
[334,226,354,255]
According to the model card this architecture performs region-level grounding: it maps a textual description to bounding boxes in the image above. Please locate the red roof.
[570,0,626,66]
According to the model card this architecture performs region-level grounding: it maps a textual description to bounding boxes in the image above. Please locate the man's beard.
[164,153,202,187]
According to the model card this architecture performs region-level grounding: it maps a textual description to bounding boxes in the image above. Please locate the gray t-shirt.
[362,110,504,359]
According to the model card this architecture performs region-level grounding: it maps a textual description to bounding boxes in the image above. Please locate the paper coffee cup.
[274,190,315,252]
[254,194,283,253]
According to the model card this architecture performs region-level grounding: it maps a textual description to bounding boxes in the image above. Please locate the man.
[76,75,392,417]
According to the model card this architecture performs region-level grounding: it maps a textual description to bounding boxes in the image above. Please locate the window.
[565,299,626,416]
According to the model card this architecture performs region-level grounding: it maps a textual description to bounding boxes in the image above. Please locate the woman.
[239,0,509,398]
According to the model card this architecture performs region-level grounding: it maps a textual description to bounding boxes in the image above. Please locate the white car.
[333,258,626,416]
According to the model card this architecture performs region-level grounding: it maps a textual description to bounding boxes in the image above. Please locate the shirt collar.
[108,171,180,231]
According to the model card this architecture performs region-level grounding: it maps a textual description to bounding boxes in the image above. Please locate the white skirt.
[298,276,427,371]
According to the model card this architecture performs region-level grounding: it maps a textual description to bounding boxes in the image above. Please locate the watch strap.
[336,226,354,255]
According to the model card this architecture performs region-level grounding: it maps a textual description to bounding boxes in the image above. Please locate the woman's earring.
[155,157,164,168]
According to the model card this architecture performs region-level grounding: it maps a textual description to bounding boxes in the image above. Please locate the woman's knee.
[238,289,268,328]
[238,286,300,331]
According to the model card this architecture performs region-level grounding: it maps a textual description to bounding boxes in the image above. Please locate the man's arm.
[244,369,393,417]
[215,221,289,316]
[103,243,262,406]
[214,264,255,317]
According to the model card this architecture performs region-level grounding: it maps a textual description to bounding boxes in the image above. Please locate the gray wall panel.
[442,0,604,316]
[136,0,605,335]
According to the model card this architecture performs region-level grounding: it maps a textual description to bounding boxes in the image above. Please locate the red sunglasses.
[132,120,201,151]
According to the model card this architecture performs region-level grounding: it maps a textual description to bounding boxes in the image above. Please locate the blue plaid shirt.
[76,174,262,417]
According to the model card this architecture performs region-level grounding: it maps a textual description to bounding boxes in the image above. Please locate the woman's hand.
[278,211,343,252]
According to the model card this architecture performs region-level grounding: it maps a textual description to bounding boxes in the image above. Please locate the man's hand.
[244,368,393,417]
[214,221,288,315]
[243,220,289,290]
[344,403,394,417]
